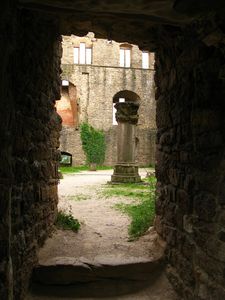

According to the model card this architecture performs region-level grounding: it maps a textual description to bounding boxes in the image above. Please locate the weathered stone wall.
[62,65,155,130]
[9,10,61,300]
[60,127,86,165]
[62,33,155,69]
[60,127,156,167]
[155,20,225,299]
[59,63,155,166]
[57,34,156,166]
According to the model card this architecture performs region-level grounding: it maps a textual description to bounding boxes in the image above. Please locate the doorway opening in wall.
[31,32,163,298]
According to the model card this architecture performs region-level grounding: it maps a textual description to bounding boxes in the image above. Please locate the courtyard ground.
[27,169,179,300]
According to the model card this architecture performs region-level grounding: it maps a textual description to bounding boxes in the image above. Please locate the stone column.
[111,102,141,183]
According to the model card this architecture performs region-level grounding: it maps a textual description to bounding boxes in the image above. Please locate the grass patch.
[56,210,80,232]
[67,194,89,201]
[104,183,149,193]
[104,187,150,199]
[103,176,156,239]
[59,166,88,173]
[59,165,113,174]
[115,196,155,240]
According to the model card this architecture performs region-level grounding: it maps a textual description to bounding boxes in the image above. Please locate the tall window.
[74,43,92,64]
[142,51,149,69]
[120,45,131,67]
[112,98,125,125]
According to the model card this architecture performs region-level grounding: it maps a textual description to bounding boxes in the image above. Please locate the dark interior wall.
[155,19,225,299]
[0,6,62,299]
[11,10,62,299]
[0,2,17,300]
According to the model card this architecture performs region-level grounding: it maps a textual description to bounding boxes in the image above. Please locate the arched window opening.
[112,90,140,125]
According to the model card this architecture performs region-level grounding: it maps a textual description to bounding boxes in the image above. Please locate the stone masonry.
[1,1,225,300]
[56,33,156,166]
[154,19,225,299]
[7,10,61,300]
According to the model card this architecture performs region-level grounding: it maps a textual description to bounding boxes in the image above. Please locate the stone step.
[27,271,179,300]
[33,256,165,285]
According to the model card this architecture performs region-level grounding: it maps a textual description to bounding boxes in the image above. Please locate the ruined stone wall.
[60,127,86,165]
[62,33,155,69]
[58,34,156,166]
[10,10,61,299]
[155,21,225,299]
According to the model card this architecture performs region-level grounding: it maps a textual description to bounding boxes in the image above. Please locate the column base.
[111,163,141,183]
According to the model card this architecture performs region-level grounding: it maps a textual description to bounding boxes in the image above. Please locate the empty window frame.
[142,51,149,69]
[74,43,92,64]
[120,46,131,67]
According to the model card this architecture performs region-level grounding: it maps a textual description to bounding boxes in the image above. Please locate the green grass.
[67,194,89,201]
[103,176,156,240]
[115,196,155,240]
[59,165,113,174]
[56,210,80,232]
[103,187,150,199]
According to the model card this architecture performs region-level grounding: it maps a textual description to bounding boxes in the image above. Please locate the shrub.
[56,210,80,232]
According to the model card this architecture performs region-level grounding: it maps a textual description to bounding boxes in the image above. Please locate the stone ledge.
[33,255,165,285]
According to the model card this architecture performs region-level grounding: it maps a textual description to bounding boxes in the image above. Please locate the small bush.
[56,210,80,232]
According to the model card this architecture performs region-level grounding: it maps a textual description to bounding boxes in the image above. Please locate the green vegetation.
[59,165,112,174]
[56,210,80,232]
[67,194,89,201]
[59,165,89,173]
[80,122,106,166]
[104,183,149,197]
[103,176,156,240]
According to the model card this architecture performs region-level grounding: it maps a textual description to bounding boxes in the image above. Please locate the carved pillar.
[111,102,141,183]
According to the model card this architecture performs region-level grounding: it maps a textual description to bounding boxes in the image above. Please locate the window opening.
[142,52,149,69]
[120,46,131,67]
[74,43,92,64]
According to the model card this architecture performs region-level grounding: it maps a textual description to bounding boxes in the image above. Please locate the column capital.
[115,101,139,125]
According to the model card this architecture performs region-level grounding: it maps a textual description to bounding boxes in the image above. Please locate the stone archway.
[113,90,141,103]
[1,2,225,299]
[112,90,140,125]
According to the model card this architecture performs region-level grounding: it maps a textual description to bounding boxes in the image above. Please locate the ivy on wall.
[80,122,106,165]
